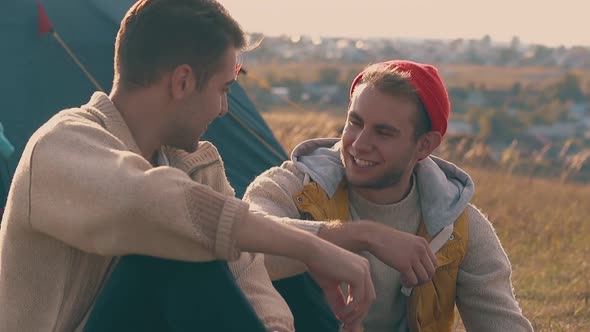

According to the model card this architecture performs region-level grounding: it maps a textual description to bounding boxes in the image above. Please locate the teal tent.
[0,0,287,207]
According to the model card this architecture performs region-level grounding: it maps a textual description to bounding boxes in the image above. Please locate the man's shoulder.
[459,204,513,279]
[23,107,122,167]
[245,160,306,200]
[464,204,490,226]
[256,160,305,183]
[465,203,485,218]
[279,160,302,175]
[464,203,506,250]
[36,108,107,139]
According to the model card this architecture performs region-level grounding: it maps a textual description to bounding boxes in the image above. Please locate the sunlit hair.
[114,0,246,90]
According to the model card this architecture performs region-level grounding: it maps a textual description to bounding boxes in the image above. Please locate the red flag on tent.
[37,2,53,35]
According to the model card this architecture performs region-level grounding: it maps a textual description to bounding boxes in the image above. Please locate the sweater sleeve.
[244,161,327,234]
[456,204,533,332]
[243,162,328,280]
[163,145,295,331]
[28,118,247,262]
[229,253,295,332]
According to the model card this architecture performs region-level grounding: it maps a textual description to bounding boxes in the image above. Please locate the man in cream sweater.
[243,61,534,331]
[0,1,378,331]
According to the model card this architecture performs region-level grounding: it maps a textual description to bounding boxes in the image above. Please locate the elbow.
[66,210,134,256]
[85,228,127,256]
[74,220,128,256]
[30,207,131,256]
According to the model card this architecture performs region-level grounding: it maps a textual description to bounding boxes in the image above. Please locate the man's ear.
[416,131,442,160]
[170,64,196,99]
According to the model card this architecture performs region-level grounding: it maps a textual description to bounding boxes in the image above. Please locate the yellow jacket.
[293,181,469,332]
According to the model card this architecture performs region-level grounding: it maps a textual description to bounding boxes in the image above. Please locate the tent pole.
[48,27,285,160]
[51,31,104,92]
[227,111,287,160]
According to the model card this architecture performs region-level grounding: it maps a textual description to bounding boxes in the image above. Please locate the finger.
[421,252,437,279]
[345,301,370,329]
[345,265,374,326]
[324,286,347,320]
[342,320,365,332]
[338,283,362,322]
[427,244,438,268]
[401,268,418,288]
[365,268,376,303]
[341,280,368,324]
[413,261,430,285]
[345,305,368,330]
[343,303,366,327]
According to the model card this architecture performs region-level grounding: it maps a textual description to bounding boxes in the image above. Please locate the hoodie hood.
[291,138,475,236]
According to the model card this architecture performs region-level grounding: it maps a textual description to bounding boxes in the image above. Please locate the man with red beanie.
[244,60,533,331]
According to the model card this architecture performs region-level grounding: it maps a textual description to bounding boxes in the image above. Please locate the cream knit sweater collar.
[85,92,222,173]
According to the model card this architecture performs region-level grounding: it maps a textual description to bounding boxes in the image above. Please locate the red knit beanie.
[349,60,451,137]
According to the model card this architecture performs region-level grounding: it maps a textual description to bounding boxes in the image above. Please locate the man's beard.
[180,140,199,153]
[168,130,201,153]
[346,166,405,190]
[340,148,415,190]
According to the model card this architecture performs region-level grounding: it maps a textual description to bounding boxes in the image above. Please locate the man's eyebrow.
[374,123,400,133]
[349,111,400,132]
[348,111,363,120]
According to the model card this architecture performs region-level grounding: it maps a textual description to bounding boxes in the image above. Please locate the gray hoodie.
[291,138,475,237]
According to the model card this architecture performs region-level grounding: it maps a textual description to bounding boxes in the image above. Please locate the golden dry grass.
[263,110,590,331]
[262,111,345,153]
[464,168,590,331]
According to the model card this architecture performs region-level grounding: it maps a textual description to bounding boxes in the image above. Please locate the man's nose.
[351,129,372,152]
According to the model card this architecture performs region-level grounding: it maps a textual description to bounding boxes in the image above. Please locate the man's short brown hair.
[354,64,432,139]
[114,0,246,90]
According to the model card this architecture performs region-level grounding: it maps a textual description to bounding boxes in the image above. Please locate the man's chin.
[345,173,378,188]
[346,173,401,190]
[184,146,198,153]
[187,140,200,153]
[172,139,200,153]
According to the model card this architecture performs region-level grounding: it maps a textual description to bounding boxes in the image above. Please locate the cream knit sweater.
[244,161,534,332]
[0,92,293,332]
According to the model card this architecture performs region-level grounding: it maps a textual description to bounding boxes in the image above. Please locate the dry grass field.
[262,111,590,331]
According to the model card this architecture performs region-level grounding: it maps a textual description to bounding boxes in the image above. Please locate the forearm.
[318,220,373,253]
[237,212,323,280]
[249,214,373,254]
[260,220,374,281]
[264,254,308,281]
[241,216,375,281]
[235,211,324,263]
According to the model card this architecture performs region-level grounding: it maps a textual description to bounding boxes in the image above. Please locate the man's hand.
[235,212,375,327]
[319,221,437,287]
[368,223,437,287]
[303,238,376,328]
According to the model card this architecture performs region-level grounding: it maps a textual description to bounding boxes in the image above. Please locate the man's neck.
[351,175,413,205]
[110,86,165,162]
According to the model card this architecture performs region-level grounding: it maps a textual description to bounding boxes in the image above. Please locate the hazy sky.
[218,0,590,47]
